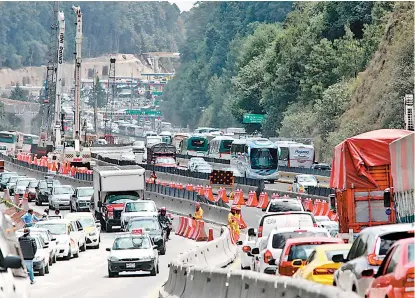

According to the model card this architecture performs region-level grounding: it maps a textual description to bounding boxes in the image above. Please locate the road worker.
[227,206,240,239]
[193,202,204,220]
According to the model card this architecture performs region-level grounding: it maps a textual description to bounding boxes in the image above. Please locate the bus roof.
[247,138,278,148]
[210,136,235,141]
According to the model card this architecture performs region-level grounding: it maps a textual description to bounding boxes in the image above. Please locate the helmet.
[195,202,201,207]
[235,205,241,211]
[231,206,236,211]
[160,207,166,215]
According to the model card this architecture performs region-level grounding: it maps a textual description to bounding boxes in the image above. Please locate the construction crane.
[72,5,82,143]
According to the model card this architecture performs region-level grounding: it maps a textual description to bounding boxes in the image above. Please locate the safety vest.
[194,207,204,220]
[227,213,240,233]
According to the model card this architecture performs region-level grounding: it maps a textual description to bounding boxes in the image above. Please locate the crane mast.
[72,5,82,147]
[53,11,65,147]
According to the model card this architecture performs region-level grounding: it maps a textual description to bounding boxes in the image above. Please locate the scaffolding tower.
[404,94,414,131]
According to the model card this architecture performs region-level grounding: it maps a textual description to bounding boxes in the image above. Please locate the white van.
[0,145,7,156]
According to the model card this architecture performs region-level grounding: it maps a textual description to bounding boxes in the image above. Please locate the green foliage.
[0,2,184,69]
[10,83,29,101]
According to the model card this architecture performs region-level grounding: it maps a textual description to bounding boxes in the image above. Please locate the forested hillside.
[162,1,414,161]
[0,1,184,68]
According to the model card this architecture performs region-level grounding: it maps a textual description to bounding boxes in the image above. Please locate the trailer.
[330,129,413,239]
[389,132,414,223]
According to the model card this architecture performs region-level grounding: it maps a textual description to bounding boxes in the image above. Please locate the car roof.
[76,186,93,190]
[65,212,94,219]
[36,219,69,224]
[129,217,157,221]
[259,211,315,224]
[114,233,152,240]
[360,223,415,237]
[391,237,414,247]
[270,198,301,204]
[314,243,352,253]
[285,237,342,246]
[16,228,49,233]
[270,227,328,235]
[296,174,316,178]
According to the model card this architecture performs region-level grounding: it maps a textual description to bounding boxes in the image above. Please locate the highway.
[3,166,228,298]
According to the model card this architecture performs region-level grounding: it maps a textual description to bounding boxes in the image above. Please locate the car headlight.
[34,255,43,261]
[140,256,154,262]
[109,256,119,262]
[89,231,97,236]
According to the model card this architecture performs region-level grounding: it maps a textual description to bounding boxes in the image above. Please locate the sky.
[168,1,195,11]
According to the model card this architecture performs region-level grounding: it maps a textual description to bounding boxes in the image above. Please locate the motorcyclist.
[157,207,172,240]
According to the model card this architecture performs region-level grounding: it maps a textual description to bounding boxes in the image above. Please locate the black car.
[35,179,61,206]
[126,217,166,255]
[311,163,331,171]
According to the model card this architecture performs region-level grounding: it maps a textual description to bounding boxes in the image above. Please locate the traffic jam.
[0,165,173,281]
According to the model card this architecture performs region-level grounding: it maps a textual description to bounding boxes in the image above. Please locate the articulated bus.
[230,138,280,183]
[0,131,24,156]
[275,141,315,168]
[22,134,40,153]
[208,136,234,160]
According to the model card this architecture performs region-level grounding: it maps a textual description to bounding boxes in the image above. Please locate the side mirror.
[96,222,101,228]
[268,259,276,266]
[332,254,346,263]
[264,267,277,275]
[153,245,158,249]
[361,268,375,277]
[236,240,243,246]
[383,188,391,208]
[247,228,256,237]
[78,227,83,231]
[251,248,259,255]
[44,244,49,248]
[106,248,111,252]
[262,208,267,212]
[4,255,22,269]
[35,187,39,190]
[51,237,56,241]
[156,239,163,246]
[291,259,303,267]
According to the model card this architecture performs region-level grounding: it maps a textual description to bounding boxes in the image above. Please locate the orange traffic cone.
[215,187,229,203]
[257,192,269,209]
[246,191,258,207]
[204,186,214,202]
[208,228,214,241]
[232,189,245,205]
[195,220,208,241]
[186,184,194,191]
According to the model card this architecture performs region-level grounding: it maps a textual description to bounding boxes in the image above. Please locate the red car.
[278,236,344,276]
[364,237,414,298]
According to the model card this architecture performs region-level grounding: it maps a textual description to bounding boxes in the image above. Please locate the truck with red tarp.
[329,129,414,238]
[389,132,414,223]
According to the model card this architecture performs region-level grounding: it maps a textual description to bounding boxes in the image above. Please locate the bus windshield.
[0,133,15,144]
[189,138,207,150]
[250,148,278,169]
[222,140,233,151]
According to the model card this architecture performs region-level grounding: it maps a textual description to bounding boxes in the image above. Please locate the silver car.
[48,185,75,210]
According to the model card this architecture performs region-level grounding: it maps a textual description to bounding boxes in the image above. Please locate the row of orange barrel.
[16,153,93,181]
[175,216,214,242]
[148,178,338,222]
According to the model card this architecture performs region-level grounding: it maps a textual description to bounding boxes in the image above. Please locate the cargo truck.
[147,143,176,166]
[330,129,414,240]
[389,132,414,223]
[91,165,145,232]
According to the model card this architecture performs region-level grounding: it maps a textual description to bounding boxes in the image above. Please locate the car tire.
[64,247,71,260]
[156,263,159,274]
[73,248,79,258]
[38,263,45,276]
[45,263,50,274]
[49,256,53,266]
[53,254,57,263]
[81,242,86,252]
[106,223,112,233]
[49,203,54,210]
[150,264,157,276]
[268,180,275,184]
[108,269,118,278]
[159,246,166,255]
[35,199,39,206]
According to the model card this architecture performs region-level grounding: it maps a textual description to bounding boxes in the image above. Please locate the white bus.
[275,141,315,168]
[0,131,24,156]
[208,136,234,160]
[22,133,40,153]
[230,138,280,183]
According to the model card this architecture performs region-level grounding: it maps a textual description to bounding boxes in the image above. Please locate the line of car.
[237,202,415,298]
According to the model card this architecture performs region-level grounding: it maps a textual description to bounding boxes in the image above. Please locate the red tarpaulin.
[330,129,413,190]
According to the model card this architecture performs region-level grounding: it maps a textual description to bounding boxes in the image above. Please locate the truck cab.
[91,165,145,232]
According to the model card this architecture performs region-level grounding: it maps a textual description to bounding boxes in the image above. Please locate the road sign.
[243,113,264,124]
[126,109,162,116]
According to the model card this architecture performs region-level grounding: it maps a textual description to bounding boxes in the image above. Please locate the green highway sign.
[151,91,163,96]
[126,109,162,116]
[243,113,265,124]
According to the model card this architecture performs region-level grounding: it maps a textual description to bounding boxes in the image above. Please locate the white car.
[65,212,101,249]
[247,227,331,273]
[121,200,158,231]
[194,164,213,174]
[236,228,257,270]
[34,219,80,260]
[14,178,37,198]
[67,219,87,252]
[15,228,57,265]
[31,235,50,276]
[291,174,319,193]
[187,157,206,171]
[106,232,159,277]
[263,198,305,213]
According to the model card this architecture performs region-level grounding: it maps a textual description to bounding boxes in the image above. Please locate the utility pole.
[72,6,83,142]
[93,71,98,134]
[104,58,116,135]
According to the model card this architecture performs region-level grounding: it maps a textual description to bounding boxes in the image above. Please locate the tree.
[10,83,29,101]
[95,80,106,108]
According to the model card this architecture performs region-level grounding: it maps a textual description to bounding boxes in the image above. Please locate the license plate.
[126,263,135,268]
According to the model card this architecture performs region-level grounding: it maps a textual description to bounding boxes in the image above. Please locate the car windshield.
[288,243,327,261]
[28,181,38,188]
[297,176,317,183]
[1,174,16,182]
[78,188,94,197]
[409,243,414,263]
[125,201,156,212]
[250,148,278,170]
[107,195,139,204]
[272,231,328,249]
[16,180,34,187]
[112,236,151,250]
[8,176,18,183]
[325,249,350,261]
[127,220,159,231]
[155,157,175,164]
[78,218,95,227]
[53,187,73,195]
[32,231,49,243]
[268,202,303,212]
[35,223,67,235]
